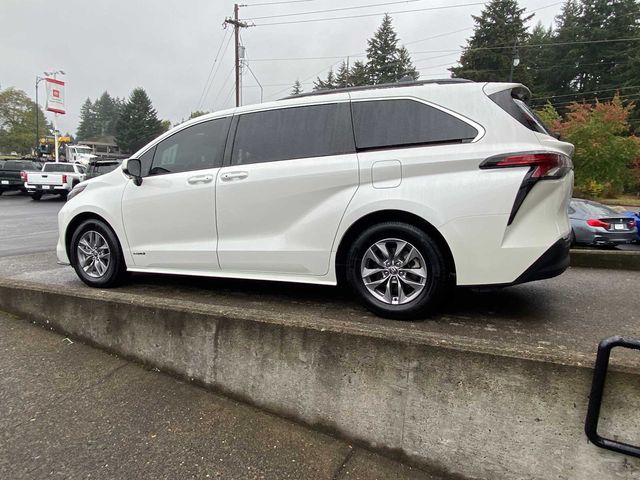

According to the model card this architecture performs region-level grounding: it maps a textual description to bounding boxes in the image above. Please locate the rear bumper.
[26,185,68,194]
[514,236,571,284]
[590,231,637,246]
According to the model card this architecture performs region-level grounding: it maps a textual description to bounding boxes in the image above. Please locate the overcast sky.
[2,0,562,135]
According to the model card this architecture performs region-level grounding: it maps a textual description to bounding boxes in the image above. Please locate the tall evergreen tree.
[94,91,121,137]
[290,79,303,96]
[313,69,336,91]
[396,46,418,80]
[366,14,404,84]
[524,22,555,101]
[115,88,163,153]
[450,0,534,83]
[335,61,351,88]
[349,60,369,86]
[76,98,99,141]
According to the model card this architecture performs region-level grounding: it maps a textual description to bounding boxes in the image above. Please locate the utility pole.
[225,4,250,107]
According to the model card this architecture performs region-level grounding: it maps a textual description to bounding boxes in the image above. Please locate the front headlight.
[67,183,87,202]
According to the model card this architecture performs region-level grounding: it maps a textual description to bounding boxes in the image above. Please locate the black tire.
[70,219,128,288]
[31,192,42,201]
[346,222,449,320]
[570,229,577,247]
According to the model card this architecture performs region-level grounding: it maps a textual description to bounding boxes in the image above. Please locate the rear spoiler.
[482,83,531,102]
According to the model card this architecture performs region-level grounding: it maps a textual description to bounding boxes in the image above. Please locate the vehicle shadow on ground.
[127,271,541,323]
[0,191,65,202]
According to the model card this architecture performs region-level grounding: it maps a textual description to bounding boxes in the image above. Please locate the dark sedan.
[569,199,637,246]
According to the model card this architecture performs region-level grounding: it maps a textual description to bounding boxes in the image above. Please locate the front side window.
[148,117,231,176]
[231,103,354,166]
[351,99,479,151]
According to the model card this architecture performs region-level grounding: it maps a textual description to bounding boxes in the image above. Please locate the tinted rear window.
[351,99,478,151]
[489,89,550,135]
[44,163,75,173]
[2,161,40,170]
[231,103,354,165]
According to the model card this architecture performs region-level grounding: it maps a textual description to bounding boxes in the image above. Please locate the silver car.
[569,199,637,246]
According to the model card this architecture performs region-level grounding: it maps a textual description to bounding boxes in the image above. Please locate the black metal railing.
[585,336,640,458]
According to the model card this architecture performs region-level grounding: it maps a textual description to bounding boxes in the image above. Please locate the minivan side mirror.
[123,158,143,186]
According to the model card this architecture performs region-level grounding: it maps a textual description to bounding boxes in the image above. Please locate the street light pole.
[35,75,45,156]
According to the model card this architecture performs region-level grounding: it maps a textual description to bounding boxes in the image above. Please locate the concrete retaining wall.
[1,281,638,480]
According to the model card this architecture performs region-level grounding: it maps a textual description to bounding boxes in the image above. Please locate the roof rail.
[280,78,474,100]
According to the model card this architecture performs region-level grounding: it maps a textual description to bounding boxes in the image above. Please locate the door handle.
[187,174,214,185]
[220,171,249,181]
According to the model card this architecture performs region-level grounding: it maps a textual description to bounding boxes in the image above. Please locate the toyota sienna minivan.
[57,79,574,319]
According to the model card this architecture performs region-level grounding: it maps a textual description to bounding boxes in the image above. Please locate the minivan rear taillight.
[480,152,572,179]
[480,151,573,225]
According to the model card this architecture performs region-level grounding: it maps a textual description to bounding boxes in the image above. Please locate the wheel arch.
[65,212,125,265]
[334,209,457,285]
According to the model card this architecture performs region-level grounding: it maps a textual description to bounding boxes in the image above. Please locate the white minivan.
[57,79,574,319]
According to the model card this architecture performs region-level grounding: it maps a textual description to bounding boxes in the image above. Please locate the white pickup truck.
[24,162,87,201]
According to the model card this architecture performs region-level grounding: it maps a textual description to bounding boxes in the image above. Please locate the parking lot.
[1,190,640,369]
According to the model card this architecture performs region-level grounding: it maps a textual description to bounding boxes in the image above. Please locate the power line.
[403,1,564,47]
[534,85,640,101]
[244,0,317,6]
[265,59,344,100]
[197,29,230,110]
[211,67,235,110]
[253,2,488,26]
[245,0,423,20]
[200,33,234,110]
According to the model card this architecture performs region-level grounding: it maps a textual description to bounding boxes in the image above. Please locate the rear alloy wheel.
[346,222,449,320]
[70,219,128,288]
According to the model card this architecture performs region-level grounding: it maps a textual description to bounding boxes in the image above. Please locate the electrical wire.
[201,33,234,110]
[244,0,318,7]
[197,29,229,110]
[245,0,423,20]
[253,2,488,26]
[211,67,236,110]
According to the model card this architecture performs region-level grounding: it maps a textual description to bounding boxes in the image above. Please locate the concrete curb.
[0,279,639,479]
[570,249,640,271]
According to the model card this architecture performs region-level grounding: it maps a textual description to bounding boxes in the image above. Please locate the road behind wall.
[0,277,638,480]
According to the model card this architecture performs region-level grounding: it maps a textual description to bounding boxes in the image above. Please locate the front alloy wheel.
[76,230,111,279]
[70,219,127,288]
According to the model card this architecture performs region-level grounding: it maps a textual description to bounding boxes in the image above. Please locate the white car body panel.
[57,81,575,289]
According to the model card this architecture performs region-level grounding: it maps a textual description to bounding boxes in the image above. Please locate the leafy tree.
[76,98,99,141]
[290,80,303,96]
[115,88,163,153]
[546,95,640,196]
[0,87,51,154]
[450,0,534,83]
